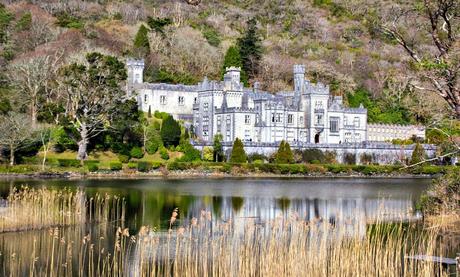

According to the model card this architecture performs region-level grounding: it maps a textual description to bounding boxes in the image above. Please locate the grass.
[0,187,125,233]
[0,207,451,276]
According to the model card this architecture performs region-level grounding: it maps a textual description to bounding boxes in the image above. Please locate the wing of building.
[127,59,424,145]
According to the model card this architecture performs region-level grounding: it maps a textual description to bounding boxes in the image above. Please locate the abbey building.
[127,59,424,145]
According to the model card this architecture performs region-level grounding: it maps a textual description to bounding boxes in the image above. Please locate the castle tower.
[223,67,242,91]
[126,59,145,96]
[293,64,305,93]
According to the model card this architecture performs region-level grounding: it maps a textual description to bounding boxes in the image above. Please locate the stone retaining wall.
[192,142,437,165]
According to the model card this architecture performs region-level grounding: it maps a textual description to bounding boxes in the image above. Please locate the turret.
[127,59,144,92]
[223,67,242,91]
[293,64,305,93]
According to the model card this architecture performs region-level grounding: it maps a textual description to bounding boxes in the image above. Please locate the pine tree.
[160,115,181,147]
[284,141,294,164]
[221,46,248,86]
[237,18,262,81]
[230,138,247,163]
[410,142,426,165]
[133,24,150,58]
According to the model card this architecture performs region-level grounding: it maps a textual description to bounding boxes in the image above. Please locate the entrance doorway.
[314,133,320,144]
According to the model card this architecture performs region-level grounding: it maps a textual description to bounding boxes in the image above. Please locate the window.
[315,114,323,125]
[354,117,360,128]
[271,113,275,123]
[299,116,304,123]
[226,129,231,141]
[203,102,209,112]
[217,116,221,126]
[330,117,339,133]
[194,97,197,104]
[244,130,250,141]
[160,95,167,105]
[245,115,250,124]
[144,94,148,103]
[344,116,348,126]
[355,133,361,142]
[276,113,282,123]
[344,132,352,143]
[178,96,184,105]
[315,101,323,108]
[288,114,293,124]
[226,115,231,125]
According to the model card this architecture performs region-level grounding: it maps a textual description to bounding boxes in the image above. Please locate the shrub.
[55,12,84,29]
[420,169,460,215]
[117,154,130,164]
[248,153,267,163]
[360,153,373,165]
[343,153,357,165]
[145,126,162,154]
[179,143,201,162]
[202,146,214,162]
[326,164,351,174]
[57,159,80,167]
[137,161,152,172]
[130,146,144,159]
[87,163,99,172]
[151,161,163,169]
[230,138,247,163]
[410,143,426,165]
[159,147,169,160]
[110,162,122,171]
[127,162,137,169]
[412,166,444,175]
[301,149,326,163]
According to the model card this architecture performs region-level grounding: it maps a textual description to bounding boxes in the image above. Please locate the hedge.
[137,161,152,172]
[87,163,99,172]
[57,159,81,167]
[110,161,123,171]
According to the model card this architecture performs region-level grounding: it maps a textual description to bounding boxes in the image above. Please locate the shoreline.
[0,170,437,180]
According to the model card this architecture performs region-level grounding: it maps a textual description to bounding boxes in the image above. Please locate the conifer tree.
[213,133,224,162]
[230,138,247,163]
[133,24,150,57]
[160,115,181,147]
[275,140,294,164]
[237,18,262,81]
[410,142,426,165]
[221,46,248,86]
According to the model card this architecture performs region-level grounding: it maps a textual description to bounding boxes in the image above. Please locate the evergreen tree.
[237,18,262,81]
[221,46,248,86]
[160,115,181,147]
[230,138,247,163]
[410,142,426,165]
[275,140,294,164]
[213,133,224,162]
[133,24,150,57]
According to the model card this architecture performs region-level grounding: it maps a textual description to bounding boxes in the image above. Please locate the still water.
[0,177,430,231]
[0,177,432,275]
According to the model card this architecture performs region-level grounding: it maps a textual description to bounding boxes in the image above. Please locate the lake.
[0,177,430,230]
[0,177,434,275]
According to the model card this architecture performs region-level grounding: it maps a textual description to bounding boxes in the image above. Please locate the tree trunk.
[9,145,14,166]
[31,103,37,129]
[77,123,88,161]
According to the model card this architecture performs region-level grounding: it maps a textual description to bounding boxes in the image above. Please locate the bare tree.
[380,0,460,119]
[57,52,126,161]
[0,112,34,166]
[8,53,62,128]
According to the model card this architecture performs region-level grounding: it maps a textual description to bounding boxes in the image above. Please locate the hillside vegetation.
[0,0,452,125]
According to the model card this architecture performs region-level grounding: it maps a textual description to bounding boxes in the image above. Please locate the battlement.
[293,64,305,75]
[126,59,145,67]
[226,66,241,72]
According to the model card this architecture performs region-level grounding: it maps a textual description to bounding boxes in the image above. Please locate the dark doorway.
[314,133,320,144]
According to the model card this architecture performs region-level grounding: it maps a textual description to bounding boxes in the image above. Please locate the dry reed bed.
[1,211,449,277]
[0,187,125,232]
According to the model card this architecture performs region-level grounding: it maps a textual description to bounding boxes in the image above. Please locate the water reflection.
[0,177,431,275]
[0,177,429,231]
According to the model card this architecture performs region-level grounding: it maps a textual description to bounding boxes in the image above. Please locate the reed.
[1,209,450,277]
[0,186,125,233]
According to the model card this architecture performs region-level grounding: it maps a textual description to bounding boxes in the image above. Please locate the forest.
[0,0,458,165]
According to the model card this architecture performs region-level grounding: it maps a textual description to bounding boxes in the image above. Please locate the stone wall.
[192,141,437,165]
